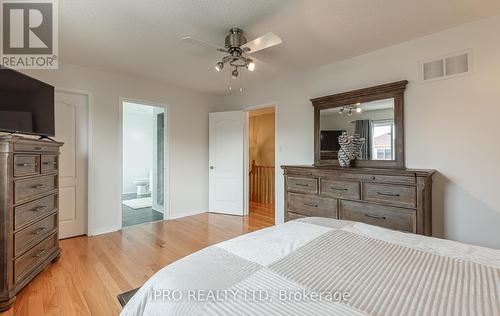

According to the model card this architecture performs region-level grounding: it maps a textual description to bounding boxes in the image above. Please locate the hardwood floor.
[249,201,275,222]
[1,212,274,316]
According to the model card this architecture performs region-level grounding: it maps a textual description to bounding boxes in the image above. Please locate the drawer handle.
[370,176,376,180]
[364,213,386,220]
[377,191,400,197]
[31,206,48,212]
[33,249,47,258]
[35,146,43,150]
[17,163,38,167]
[295,183,310,187]
[42,162,56,165]
[31,227,47,235]
[304,202,318,208]
[31,184,46,189]
[331,187,348,191]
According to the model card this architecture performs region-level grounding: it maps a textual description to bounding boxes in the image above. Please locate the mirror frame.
[311,80,408,169]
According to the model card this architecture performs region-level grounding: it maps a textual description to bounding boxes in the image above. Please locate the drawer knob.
[364,214,386,220]
[33,249,47,258]
[331,187,348,191]
[370,176,376,180]
[31,227,47,235]
[31,184,46,189]
[377,191,400,197]
[304,202,318,208]
[31,206,48,212]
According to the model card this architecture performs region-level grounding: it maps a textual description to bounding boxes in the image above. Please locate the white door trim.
[243,102,278,224]
[55,87,93,236]
[118,97,171,227]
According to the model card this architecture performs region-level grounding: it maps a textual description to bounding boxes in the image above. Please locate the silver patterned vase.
[338,132,352,167]
[337,132,366,167]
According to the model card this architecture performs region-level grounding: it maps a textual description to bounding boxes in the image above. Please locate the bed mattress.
[121,217,500,316]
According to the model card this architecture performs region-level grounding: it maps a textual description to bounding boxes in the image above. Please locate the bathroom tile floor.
[122,193,164,228]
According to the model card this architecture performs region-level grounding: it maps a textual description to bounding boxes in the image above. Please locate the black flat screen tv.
[0,67,55,137]
[320,130,345,151]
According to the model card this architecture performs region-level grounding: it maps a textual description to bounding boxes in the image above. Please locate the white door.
[209,111,245,215]
[54,91,88,238]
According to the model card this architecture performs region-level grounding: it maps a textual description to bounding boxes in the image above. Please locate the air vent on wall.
[420,50,472,82]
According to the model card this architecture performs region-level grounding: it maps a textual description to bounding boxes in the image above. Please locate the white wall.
[25,61,219,235]
[218,15,500,249]
[122,102,154,194]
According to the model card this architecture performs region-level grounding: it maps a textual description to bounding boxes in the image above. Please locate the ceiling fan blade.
[181,37,226,52]
[249,56,276,73]
[241,32,282,54]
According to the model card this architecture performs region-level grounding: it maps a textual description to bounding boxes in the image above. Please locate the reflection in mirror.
[319,98,395,161]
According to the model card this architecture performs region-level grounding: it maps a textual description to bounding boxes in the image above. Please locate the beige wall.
[24,62,218,235]
[249,112,275,167]
[218,15,500,249]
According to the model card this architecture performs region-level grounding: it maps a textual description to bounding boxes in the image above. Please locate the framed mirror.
[311,81,408,168]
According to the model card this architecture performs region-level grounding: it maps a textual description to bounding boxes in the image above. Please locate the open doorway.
[121,101,167,228]
[248,107,276,223]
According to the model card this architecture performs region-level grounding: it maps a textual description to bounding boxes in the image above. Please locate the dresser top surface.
[0,135,63,145]
[281,164,435,177]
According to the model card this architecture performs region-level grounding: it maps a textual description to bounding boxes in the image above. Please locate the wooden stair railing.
[249,160,275,204]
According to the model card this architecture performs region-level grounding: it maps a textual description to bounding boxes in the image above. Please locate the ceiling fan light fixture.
[232,68,239,79]
[214,62,224,72]
[356,107,362,113]
[247,61,255,72]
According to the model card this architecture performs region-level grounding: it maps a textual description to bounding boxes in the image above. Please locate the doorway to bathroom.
[121,100,168,228]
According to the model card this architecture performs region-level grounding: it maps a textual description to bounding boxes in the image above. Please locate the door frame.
[243,102,278,223]
[118,97,171,227]
[55,88,94,236]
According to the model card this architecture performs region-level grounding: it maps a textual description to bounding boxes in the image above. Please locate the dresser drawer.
[14,194,58,230]
[362,183,416,208]
[320,179,360,200]
[340,200,416,233]
[14,214,58,257]
[14,142,59,153]
[41,155,58,173]
[15,233,57,283]
[14,155,40,177]
[14,175,58,204]
[288,192,337,218]
[287,177,318,193]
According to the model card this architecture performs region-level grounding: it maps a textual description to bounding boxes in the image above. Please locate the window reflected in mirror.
[319,98,395,161]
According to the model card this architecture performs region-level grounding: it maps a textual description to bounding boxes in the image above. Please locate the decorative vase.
[337,132,366,167]
[338,132,352,167]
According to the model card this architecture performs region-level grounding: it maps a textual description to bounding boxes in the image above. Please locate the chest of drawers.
[282,166,434,235]
[0,136,63,311]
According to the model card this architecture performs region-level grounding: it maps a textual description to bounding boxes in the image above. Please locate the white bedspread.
[121,218,500,316]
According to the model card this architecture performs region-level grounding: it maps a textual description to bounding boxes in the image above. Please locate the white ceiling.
[59,0,500,95]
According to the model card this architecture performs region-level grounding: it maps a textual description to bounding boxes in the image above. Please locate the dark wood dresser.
[282,165,434,235]
[0,136,63,311]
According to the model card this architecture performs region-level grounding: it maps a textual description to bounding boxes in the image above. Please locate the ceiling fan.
[182,28,282,80]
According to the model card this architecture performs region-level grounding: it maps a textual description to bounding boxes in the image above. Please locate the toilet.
[133,178,149,196]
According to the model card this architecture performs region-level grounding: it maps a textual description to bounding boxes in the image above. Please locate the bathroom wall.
[122,102,154,194]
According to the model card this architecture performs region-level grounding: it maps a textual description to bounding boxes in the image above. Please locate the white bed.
[121,218,500,316]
